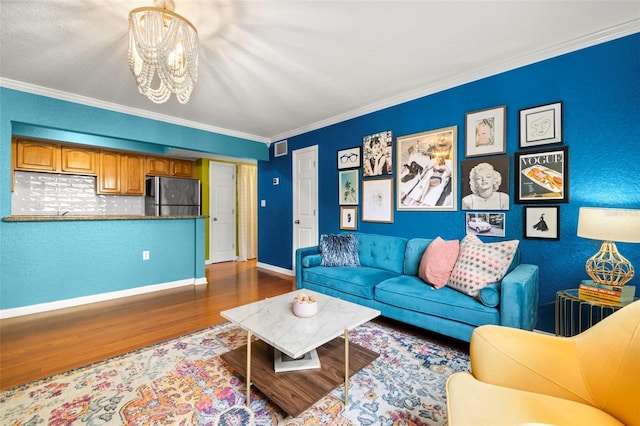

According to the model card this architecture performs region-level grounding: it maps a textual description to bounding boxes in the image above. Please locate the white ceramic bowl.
[293,300,318,318]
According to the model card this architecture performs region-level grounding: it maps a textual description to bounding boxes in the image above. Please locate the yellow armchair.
[446,300,640,425]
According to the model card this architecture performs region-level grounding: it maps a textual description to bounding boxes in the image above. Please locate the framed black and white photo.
[396,125,457,211]
[523,206,560,240]
[340,206,358,230]
[363,131,393,176]
[338,170,359,205]
[460,156,510,211]
[515,147,569,203]
[362,178,394,223]
[337,146,361,170]
[465,105,506,157]
[466,212,506,238]
[519,101,563,148]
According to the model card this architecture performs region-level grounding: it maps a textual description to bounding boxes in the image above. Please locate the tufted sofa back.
[352,232,407,274]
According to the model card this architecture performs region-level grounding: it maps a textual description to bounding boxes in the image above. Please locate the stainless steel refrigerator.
[145,176,201,216]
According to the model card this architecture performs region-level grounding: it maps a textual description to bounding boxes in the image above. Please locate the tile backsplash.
[12,171,144,216]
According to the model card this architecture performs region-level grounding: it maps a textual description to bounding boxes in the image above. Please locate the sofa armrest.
[295,246,320,289]
[499,263,539,330]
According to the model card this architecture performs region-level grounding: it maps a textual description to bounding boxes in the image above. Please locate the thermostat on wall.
[273,178,279,185]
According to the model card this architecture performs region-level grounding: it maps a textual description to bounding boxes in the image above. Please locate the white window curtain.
[237,164,257,261]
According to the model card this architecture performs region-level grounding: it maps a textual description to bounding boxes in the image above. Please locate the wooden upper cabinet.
[97,151,121,194]
[15,139,60,172]
[171,159,194,178]
[145,156,171,176]
[61,146,96,174]
[121,153,145,195]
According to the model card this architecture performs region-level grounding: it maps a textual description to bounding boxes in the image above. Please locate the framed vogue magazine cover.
[361,178,394,223]
[396,126,457,211]
[465,106,506,158]
[515,147,569,203]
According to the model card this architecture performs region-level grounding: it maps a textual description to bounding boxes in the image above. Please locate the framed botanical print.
[362,131,393,176]
[396,125,457,211]
[465,105,506,157]
[338,170,359,205]
[519,101,563,148]
[362,178,394,223]
[523,206,560,240]
[340,206,358,230]
[337,146,361,170]
[515,147,569,203]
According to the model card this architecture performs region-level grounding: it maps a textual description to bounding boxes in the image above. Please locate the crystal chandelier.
[128,0,198,104]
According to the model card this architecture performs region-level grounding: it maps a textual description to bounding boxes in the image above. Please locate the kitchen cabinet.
[14,139,96,175]
[120,153,145,195]
[61,146,96,174]
[146,156,194,178]
[171,159,194,178]
[97,150,121,194]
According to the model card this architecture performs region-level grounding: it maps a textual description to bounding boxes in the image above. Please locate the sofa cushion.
[447,235,519,297]
[302,266,399,299]
[375,275,499,327]
[319,233,360,267]
[403,238,432,276]
[418,237,460,289]
[478,282,500,307]
[354,233,407,273]
[301,254,322,268]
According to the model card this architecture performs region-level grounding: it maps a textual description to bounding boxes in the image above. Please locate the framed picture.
[396,125,457,211]
[460,156,510,211]
[340,206,358,230]
[465,105,506,157]
[337,146,361,170]
[362,178,394,223]
[466,212,506,238]
[519,101,563,148]
[523,206,560,240]
[338,170,359,205]
[363,130,393,176]
[515,147,569,203]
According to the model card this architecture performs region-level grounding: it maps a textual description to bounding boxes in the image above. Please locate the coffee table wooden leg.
[246,329,252,407]
[344,328,349,406]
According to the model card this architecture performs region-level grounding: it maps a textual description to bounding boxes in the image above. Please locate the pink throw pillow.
[418,237,460,289]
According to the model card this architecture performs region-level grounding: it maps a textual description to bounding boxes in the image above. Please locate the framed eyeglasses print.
[337,146,361,170]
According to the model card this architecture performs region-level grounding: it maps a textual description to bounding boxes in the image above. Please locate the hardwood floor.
[0,260,468,391]
[0,260,295,390]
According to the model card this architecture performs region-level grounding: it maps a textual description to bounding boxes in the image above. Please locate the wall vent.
[274,140,288,157]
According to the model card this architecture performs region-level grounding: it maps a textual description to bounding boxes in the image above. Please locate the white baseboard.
[256,262,294,276]
[0,278,205,319]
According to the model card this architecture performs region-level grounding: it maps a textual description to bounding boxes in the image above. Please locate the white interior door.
[292,146,319,271]
[209,162,237,263]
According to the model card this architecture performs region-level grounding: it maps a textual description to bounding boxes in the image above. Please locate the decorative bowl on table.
[293,292,318,318]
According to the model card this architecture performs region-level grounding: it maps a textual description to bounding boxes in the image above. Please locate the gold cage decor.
[577,207,640,286]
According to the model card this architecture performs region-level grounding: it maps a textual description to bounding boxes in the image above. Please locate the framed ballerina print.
[523,206,560,240]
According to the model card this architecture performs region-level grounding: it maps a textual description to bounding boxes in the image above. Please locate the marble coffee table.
[220,289,380,416]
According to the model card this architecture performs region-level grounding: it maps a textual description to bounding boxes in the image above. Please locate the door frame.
[292,145,319,272]
[208,161,237,264]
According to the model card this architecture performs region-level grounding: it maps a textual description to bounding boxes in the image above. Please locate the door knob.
[213,217,218,221]
[294,220,300,224]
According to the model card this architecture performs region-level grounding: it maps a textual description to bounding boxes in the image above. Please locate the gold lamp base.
[585,241,635,286]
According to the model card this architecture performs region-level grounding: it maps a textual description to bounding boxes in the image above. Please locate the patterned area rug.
[1,321,469,425]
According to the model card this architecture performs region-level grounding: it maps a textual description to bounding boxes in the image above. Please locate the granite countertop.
[3,215,208,222]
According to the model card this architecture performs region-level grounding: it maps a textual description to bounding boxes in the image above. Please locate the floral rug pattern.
[1,321,469,425]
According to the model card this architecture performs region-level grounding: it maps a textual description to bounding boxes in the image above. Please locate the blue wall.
[0,88,268,312]
[257,34,640,333]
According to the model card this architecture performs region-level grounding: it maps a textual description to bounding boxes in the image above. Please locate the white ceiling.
[1,1,639,145]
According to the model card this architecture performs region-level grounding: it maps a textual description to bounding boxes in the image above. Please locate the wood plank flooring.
[0,260,468,391]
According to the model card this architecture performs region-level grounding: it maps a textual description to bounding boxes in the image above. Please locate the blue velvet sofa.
[295,232,539,342]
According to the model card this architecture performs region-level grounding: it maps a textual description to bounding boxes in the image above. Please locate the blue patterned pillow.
[320,234,360,267]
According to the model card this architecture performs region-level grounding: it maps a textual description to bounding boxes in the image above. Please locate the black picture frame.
[523,206,560,240]
[514,147,569,203]
[519,101,563,148]
[460,155,510,211]
[337,146,361,170]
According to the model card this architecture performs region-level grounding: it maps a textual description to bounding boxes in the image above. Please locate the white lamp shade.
[577,207,640,243]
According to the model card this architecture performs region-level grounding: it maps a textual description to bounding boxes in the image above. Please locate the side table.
[555,289,631,337]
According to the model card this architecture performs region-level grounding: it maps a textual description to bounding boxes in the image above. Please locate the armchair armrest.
[499,263,539,330]
[295,246,320,289]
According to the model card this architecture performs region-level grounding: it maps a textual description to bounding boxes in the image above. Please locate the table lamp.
[577,207,640,286]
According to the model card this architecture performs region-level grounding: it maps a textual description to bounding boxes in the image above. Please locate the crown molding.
[268,20,640,142]
[0,78,268,144]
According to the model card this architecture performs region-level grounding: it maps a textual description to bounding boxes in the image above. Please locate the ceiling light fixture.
[128,0,198,104]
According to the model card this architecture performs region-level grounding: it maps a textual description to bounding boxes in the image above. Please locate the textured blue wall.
[0,88,265,311]
[258,34,640,333]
